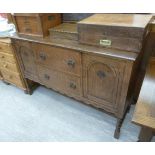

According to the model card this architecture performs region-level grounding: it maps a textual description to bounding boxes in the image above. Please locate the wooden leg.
[24,89,32,95]
[138,126,153,142]
[127,105,131,113]
[114,118,123,139]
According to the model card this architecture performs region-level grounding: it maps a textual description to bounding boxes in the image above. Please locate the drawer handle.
[40,53,46,61]
[1,55,5,58]
[44,74,50,80]
[48,15,55,21]
[3,64,8,68]
[67,59,75,67]
[69,82,76,89]
[97,70,106,79]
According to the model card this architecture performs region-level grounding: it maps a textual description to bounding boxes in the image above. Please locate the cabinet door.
[13,40,38,81]
[83,54,125,112]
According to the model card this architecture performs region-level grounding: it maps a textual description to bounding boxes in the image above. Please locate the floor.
[0,81,154,142]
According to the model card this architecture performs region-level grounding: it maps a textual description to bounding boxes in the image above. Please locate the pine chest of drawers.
[0,38,29,92]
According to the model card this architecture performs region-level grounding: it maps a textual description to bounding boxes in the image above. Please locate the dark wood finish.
[78,14,152,52]
[62,13,93,22]
[133,19,155,103]
[32,42,81,76]
[11,35,138,139]
[11,14,153,139]
[132,58,155,142]
[83,54,126,114]
[49,23,78,41]
[12,39,39,81]
[13,13,62,38]
[37,65,82,97]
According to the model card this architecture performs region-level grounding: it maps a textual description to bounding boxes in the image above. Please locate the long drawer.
[0,61,19,73]
[33,43,81,76]
[0,52,15,63]
[1,68,24,88]
[0,41,13,54]
[37,65,82,97]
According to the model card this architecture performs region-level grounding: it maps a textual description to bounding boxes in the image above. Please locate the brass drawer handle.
[39,53,46,61]
[97,70,106,79]
[44,74,50,80]
[3,64,8,68]
[1,55,5,58]
[67,59,75,67]
[69,82,76,89]
[48,15,55,21]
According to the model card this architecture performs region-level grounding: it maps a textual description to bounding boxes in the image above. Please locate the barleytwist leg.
[114,118,123,139]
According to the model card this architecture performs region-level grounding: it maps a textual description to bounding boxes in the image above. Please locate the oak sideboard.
[10,14,154,139]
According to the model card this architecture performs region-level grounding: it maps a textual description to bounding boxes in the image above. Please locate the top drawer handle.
[67,59,75,67]
[44,74,50,80]
[48,15,55,21]
[39,53,46,61]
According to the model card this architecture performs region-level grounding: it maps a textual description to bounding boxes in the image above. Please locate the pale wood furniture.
[0,71,3,80]
[0,38,29,92]
[132,58,155,142]
[11,14,153,139]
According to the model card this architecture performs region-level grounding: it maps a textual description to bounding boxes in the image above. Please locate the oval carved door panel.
[87,62,118,103]
[83,54,124,111]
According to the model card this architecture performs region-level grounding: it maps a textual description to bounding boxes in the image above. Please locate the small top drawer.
[13,13,62,37]
[0,42,13,54]
[0,52,15,63]
[15,16,41,35]
[33,43,81,76]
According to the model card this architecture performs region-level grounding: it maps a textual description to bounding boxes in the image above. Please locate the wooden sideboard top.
[78,14,152,28]
[10,33,138,61]
[132,57,155,130]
